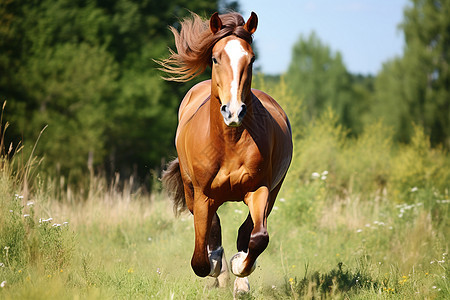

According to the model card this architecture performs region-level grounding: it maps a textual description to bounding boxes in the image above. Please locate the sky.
[237,0,408,75]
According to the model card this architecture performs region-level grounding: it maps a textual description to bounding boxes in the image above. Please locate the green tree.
[286,32,362,133]
[1,0,226,184]
[372,0,450,147]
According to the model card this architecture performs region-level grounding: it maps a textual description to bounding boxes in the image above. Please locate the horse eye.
[250,56,256,64]
[212,57,218,64]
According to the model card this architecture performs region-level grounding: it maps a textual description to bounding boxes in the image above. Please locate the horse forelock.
[158,12,253,82]
[217,13,253,45]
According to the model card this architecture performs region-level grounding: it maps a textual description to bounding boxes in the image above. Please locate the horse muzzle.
[221,103,247,127]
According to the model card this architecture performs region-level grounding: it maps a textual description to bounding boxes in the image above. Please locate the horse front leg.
[230,186,271,277]
[191,193,221,277]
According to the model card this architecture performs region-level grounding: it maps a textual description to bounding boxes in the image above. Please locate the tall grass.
[0,81,449,300]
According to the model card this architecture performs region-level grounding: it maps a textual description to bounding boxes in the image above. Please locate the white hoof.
[233,277,250,299]
[208,246,223,277]
[230,251,256,277]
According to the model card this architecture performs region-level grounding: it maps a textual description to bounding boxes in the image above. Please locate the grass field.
[1,107,449,299]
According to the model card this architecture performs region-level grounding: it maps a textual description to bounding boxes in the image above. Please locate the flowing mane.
[158,12,254,82]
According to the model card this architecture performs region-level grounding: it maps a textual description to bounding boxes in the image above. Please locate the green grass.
[0,173,448,298]
[0,101,449,299]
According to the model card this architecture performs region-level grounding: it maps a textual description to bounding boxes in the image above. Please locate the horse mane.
[157,12,254,82]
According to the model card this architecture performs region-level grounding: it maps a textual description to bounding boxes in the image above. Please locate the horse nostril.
[238,104,247,119]
[221,104,231,119]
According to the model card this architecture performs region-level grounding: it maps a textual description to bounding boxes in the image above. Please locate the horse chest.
[208,163,262,200]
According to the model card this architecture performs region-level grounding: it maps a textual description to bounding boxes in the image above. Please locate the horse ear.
[210,12,222,34]
[244,12,258,34]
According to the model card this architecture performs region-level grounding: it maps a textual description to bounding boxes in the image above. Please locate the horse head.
[209,12,258,127]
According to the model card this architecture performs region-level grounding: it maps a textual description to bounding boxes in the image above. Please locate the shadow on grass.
[286,262,379,298]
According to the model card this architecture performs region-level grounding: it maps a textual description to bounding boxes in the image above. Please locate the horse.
[159,11,293,295]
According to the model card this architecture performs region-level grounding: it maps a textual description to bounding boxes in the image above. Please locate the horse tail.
[161,158,187,215]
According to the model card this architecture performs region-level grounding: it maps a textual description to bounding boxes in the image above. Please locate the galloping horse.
[160,11,292,294]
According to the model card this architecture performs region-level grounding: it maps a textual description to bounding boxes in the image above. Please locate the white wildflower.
[0,281,6,288]
[356,229,363,233]
[436,199,450,204]
[410,187,418,192]
[279,198,286,202]
[311,172,320,179]
[52,223,61,227]
[23,214,30,218]
[321,170,328,176]
[26,201,34,206]
[0,262,4,267]
[321,175,327,180]
[148,237,152,241]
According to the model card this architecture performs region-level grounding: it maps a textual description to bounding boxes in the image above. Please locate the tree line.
[0,0,448,188]
[285,0,449,147]
[0,0,237,186]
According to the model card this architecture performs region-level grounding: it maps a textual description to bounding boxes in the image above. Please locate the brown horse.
[160,11,293,294]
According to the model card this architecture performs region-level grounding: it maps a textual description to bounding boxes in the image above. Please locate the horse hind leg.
[209,213,230,287]
[233,277,250,299]
[217,250,230,287]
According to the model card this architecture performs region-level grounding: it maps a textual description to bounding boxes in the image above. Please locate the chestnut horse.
[160,12,292,294]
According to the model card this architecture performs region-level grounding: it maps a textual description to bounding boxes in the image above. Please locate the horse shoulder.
[251,89,291,133]
[178,80,211,123]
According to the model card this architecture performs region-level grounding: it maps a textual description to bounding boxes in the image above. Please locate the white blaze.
[224,40,248,115]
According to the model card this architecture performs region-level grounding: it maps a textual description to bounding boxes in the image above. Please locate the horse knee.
[191,256,211,277]
[248,230,269,256]
[191,247,224,278]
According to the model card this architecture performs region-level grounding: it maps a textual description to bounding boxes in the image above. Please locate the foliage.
[285,32,371,135]
[0,0,226,185]
[0,154,74,281]
[284,0,450,149]
[372,0,450,147]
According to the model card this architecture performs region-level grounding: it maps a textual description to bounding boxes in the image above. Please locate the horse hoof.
[230,251,256,277]
[233,277,250,299]
[208,246,223,277]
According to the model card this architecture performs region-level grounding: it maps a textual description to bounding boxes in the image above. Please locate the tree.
[373,0,450,147]
[286,32,360,132]
[0,0,224,185]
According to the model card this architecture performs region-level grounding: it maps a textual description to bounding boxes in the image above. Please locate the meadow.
[0,90,449,299]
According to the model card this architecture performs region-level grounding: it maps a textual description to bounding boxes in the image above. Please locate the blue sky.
[237,0,408,75]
